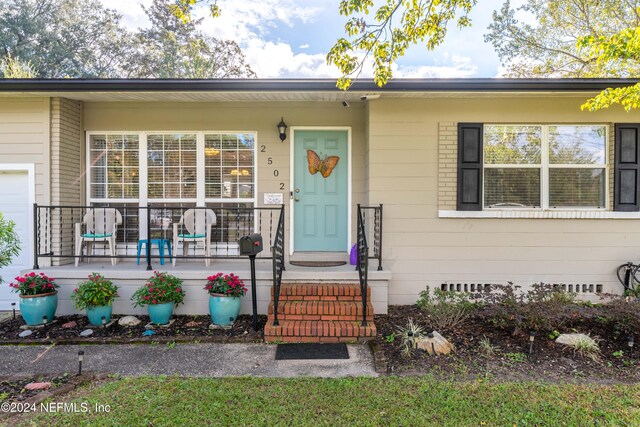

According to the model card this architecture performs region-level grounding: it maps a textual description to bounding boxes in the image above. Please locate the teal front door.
[293,130,348,252]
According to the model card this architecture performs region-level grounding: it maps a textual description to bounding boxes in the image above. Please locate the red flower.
[152,299,157,304]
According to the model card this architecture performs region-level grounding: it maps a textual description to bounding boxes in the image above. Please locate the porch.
[30,204,389,316]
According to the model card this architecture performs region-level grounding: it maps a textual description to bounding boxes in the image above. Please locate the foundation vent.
[440,282,603,294]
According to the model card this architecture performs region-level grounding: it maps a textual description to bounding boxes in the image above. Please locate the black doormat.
[275,343,350,360]
[289,261,347,267]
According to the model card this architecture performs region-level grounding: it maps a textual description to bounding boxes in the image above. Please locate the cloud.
[299,44,310,49]
[394,55,479,78]
[243,39,339,78]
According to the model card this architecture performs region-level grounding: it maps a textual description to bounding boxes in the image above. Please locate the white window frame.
[482,124,609,211]
[86,131,258,207]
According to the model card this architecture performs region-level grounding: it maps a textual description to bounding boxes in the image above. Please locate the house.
[0,78,639,341]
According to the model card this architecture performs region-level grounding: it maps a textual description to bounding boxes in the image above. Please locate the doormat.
[275,343,350,360]
[289,261,347,267]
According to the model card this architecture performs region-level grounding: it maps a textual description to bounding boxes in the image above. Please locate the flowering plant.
[205,273,247,298]
[9,272,58,296]
[131,271,185,307]
[71,273,119,310]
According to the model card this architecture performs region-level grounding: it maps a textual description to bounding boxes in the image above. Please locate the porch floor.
[33,259,390,282]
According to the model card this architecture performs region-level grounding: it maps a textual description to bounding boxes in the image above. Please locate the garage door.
[0,171,31,310]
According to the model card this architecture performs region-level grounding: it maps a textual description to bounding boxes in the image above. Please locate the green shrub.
[417,287,475,331]
[0,212,20,285]
[71,273,119,310]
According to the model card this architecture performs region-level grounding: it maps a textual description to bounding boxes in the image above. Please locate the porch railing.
[33,204,285,269]
[356,204,369,326]
[270,205,286,326]
[359,204,383,271]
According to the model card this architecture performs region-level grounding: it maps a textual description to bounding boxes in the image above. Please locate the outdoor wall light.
[277,117,288,142]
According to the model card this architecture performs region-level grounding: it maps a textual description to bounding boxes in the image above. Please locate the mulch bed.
[0,314,266,345]
[374,305,640,383]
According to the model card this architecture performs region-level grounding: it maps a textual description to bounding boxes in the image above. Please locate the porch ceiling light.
[277,117,288,142]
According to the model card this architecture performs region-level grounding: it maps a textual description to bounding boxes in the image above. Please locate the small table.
[137,239,173,265]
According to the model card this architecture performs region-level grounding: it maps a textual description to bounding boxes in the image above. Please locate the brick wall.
[50,98,83,265]
[438,122,457,210]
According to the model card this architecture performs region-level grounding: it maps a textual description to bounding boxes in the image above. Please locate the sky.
[101,0,528,79]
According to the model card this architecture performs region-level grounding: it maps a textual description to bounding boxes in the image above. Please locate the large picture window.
[483,125,607,209]
[88,132,257,206]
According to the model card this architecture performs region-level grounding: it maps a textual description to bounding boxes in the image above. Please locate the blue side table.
[137,239,173,265]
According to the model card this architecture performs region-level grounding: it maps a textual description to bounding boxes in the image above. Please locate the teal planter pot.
[19,292,58,326]
[148,302,174,325]
[209,294,241,326]
[86,304,113,326]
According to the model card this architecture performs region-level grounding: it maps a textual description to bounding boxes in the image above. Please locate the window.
[89,134,139,200]
[205,133,255,200]
[88,132,256,206]
[483,125,607,209]
[147,134,197,200]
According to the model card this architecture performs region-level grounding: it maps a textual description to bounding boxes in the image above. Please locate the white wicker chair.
[172,208,217,266]
[75,208,122,266]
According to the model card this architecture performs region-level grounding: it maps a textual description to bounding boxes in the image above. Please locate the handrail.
[33,204,284,269]
[359,204,383,271]
[271,205,286,326]
[356,204,369,326]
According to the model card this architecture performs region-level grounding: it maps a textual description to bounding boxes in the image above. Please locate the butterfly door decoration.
[306,150,340,178]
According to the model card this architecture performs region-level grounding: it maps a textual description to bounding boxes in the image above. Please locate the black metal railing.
[270,206,286,326]
[359,204,383,271]
[356,204,369,326]
[33,204,285,269]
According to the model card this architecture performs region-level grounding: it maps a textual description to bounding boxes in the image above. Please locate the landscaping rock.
[24,382,51,391]
[61,321,77,329]
[79,329,94,337]
[416,331,454,355]
[209,323,233,331]
[145,319,175,329]
[118,316,141,327]
[555,333,596,349]
[142,330,156,336]
[184,321,201,328]
[18,330,32,338]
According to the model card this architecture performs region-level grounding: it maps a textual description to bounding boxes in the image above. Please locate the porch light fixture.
[277,117,288,142]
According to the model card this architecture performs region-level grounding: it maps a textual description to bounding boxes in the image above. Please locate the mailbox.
[239,233,263,256]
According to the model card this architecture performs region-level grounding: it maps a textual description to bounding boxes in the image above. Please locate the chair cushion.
[82,233,113,238]
[177,234,206,239]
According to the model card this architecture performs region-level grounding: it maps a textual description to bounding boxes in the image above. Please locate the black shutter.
[615,124,640,212]
[457,123,483,211]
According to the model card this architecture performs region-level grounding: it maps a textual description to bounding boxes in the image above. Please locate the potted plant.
[71,273,119,326]
[205,273,247,326]
[132,271,185,325]
[9,272,58,326]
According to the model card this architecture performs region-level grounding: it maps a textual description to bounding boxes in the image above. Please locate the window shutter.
[457,123,483,211]
[614,124,640,212]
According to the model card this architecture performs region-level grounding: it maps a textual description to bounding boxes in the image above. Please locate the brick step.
[264,320,377,343]
[268,301,374,321]
[272,283,370,299]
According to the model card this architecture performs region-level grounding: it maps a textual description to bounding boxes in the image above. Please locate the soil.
[0,314,266,344]
[375,306,640,383]
[0,374,72,403]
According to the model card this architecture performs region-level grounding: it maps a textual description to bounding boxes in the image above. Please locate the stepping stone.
[79,329,94,337]
[24,382,51,391]
[145,319,175,329]
[142,330,156,336]
[61,321,77,329]
[18,330,32,338]
[118,316,141,327]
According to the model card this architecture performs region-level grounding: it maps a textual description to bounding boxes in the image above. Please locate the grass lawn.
[12,376,640,426]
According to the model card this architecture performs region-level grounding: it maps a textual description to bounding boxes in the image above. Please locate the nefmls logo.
[40,402,90,413]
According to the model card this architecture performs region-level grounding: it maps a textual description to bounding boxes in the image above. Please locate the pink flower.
[152,299,157,304]
[28,272,35,277]
[176,288,181,293]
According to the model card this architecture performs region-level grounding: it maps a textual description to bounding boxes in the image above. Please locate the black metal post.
[249,254,258,331]
[271,246,280,327]
[377,204,383,271]
[33,203,39,269]
[146,206,152,271]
